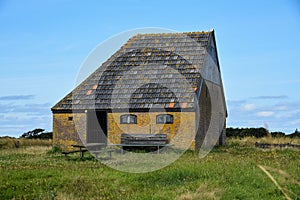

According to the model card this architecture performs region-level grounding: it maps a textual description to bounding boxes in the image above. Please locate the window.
[68,116,73,121]
[156,114,173,124]
[120,114,137,124]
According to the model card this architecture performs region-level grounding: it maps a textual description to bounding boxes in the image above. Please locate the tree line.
[19,127,300,140]
[226,127,300,138]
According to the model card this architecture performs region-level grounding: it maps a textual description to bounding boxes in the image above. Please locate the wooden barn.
[51,30,227,150]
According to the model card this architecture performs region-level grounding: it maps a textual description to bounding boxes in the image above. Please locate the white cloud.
[256,111,275,117]
[0,95,35,101]
[275,105,288,111]
[227,97,300,133]
[251,95,288,100]
[241,103,256,111]
[0,102,52,137]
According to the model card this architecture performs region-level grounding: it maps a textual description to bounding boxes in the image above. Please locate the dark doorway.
[87,111,108,144]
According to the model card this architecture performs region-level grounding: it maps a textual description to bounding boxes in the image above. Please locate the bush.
[47,146,62,154]
[226,127,268,138]
[0,137,16,149]
[271,131,285,137]
[288,129,300,138]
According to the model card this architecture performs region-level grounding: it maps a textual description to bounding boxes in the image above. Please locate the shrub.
[47,146,62,154]
[226,127,268,138]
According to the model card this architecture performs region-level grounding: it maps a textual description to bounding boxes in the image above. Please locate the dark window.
[156,114,173,124]
[120,114,137,124]
[68,116,73,121]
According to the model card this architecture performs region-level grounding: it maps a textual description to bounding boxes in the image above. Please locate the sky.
[0,0,300,137]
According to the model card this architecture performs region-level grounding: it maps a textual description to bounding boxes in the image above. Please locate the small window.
[120,114,137,124]
[156,114,173,124]
[68,116,73,121]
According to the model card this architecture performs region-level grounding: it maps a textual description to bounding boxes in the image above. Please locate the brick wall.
[53,113,86,150]
[52,106,219,150]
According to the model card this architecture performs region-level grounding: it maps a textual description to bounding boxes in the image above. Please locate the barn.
[51,30,227,151]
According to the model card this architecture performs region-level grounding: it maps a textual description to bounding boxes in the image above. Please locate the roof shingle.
[52,31,214,111]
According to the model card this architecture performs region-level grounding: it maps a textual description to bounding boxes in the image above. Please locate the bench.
[112,133,171,154]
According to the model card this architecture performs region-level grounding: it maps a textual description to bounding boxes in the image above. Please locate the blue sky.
[0,0,300,137]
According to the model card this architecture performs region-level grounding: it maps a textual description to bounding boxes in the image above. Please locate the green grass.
[0,138,299,200]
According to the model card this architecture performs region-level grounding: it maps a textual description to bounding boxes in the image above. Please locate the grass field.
[0,137,299,200]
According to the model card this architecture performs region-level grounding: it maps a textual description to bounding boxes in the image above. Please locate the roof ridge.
[135,30,212,37]
[119,30,213,50]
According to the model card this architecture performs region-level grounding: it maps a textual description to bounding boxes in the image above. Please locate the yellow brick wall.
[53,113,86,150]
[53,111,196,150]
[73,113,87,144]
[107,112,196,150]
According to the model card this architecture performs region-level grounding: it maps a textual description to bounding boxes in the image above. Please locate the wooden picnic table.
[71,144,86,150]
[61,144,88,158]
[71,144,88,158]
[62,143,113,159]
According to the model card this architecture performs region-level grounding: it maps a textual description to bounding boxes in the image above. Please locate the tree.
[20,128,52,139]
[270,131,285,137]
[288,129,300,138]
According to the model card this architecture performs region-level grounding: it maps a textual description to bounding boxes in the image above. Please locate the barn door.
[86,110,107,144]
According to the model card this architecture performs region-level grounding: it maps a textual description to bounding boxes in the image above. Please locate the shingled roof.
[52,30,219,111]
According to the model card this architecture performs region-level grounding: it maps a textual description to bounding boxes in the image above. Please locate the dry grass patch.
[227,136,300,147]
[0,137,52,149]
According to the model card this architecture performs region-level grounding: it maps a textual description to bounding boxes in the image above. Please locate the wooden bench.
[111,133,172,154]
